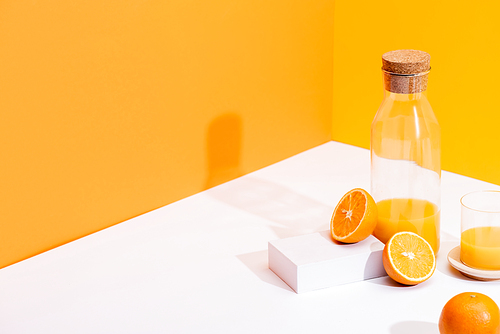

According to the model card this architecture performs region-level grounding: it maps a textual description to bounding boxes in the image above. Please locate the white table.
[1,142,499,333]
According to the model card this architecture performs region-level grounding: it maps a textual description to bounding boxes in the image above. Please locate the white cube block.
[268,231,386,293]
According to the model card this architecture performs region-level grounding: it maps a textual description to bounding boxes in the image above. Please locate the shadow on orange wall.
[205,113,243,189]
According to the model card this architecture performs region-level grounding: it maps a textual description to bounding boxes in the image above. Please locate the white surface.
[1,141,500,333]
[269,232,386,293]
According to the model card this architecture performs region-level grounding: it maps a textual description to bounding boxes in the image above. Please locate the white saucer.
[447,246,500,281]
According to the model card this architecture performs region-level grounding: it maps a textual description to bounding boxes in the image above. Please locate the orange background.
[0,0,333,268]
[333,0,500,184]
[2,0,500,269]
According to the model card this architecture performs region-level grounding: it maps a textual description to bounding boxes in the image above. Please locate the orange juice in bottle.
[371,50,441,254]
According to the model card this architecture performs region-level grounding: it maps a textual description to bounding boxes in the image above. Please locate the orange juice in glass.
[460,191,500,270]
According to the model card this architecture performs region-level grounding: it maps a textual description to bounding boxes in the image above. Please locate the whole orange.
[439,292,500,334]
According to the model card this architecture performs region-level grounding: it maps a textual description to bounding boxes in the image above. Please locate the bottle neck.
[383,90,428,101]
[382,70,429,95]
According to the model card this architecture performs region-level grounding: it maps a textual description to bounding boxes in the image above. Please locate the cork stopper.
[382,49,431,94]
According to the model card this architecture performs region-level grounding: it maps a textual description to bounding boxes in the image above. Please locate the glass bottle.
[371,50,441,254]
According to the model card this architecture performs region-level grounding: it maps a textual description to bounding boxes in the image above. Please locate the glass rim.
[460,190,500,213]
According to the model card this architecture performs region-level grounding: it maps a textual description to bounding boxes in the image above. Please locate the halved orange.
[330,188,377,243]
[383,231,436,285]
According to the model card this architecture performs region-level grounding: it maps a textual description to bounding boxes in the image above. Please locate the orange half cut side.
[383,231,436,285]
[330,188,377,243]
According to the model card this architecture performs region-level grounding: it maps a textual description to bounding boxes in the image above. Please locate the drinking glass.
[460,190,500,270]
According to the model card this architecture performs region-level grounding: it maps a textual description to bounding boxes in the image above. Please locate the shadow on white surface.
[208,177,332,239]
[390,321,439,334]
[367,276,409,288]
[437,240,500,284]
[236,250,293,292]
[436,240,477,282]
[437,238,500,284]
